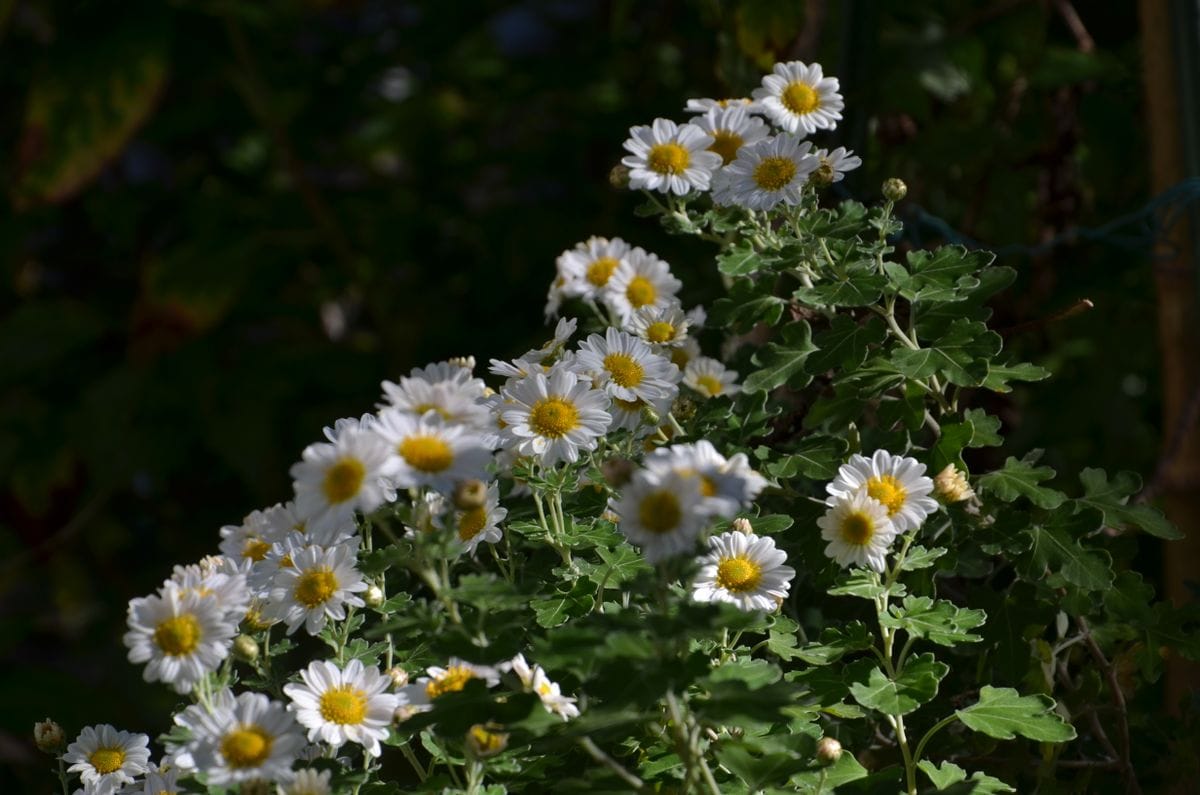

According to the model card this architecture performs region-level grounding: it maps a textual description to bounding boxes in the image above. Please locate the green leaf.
[794,271,888,307]
[795,622,874,665]
[918,760,1015,793]
[1021,514,1114,591]
[741,514,795,534]
[590,544,652,587]
[879,596,986,646]
[791,751,869,791]
[828,569,900,600]
[707,658,782,689]
[848,653,948,715]
[982,361,1052,393]
[532,581,594,628]
[717,245,767,276]
[906,245,995,287]
[964,408,1003,447]
[718,744,810,790]
[764,435,849,480]
[977,454,1066,509]
[1076,468,1181,539]
[955,686,1076,742]
[807,314,887,373]
[930,419,975,472]
[743,321,816,393]
[891,319,1001,387]
[900,545,948,571]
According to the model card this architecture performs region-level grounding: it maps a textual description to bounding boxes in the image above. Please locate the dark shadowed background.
[1,1,1183,790]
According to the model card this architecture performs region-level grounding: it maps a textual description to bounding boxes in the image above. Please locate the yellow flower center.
[280,553,294,568]
[426,666,476,699]
[752,156,797,191]
[603,352,645,388]
[399,434,455,473]
[839,511,876,546]
[529,397,579,438]
[866,475,907,516]
[646,321,677,343]
[625,275,657,308]
[586,256,619,287]
[781,81,820,114]
[294,567,338,608]
[413,402,452,420]
[241,538,271,561]
[321,458,365,504]
[695,374,725,396]
[220,725,273,769]
[319,686,368,725]
[716,556,763,593]
[646,142,690,175]
[458,507,488,541]
[467,723,507,755]
[244,605,273,631]
[153,614,202,656]
[708,130,744,165]
[637,490,682,533]
[700,476,717,497]
[89,747,126,774]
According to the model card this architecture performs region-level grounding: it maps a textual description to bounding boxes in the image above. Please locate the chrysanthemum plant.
[46,61,1200,795]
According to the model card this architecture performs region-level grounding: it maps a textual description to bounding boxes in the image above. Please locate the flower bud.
[609,164,631,190]
[233,634,260,663]
[466,723,509,758]
[933,464,974,503]
[882,177,907,202]
[601,458,635,489]
[816,736,843,765]
[453,479,488,510]
[33,719,64,753]
[364,584,385,608]
[240,780,271,795]
[809,162,835,189]
[381,667,406,691]
[393,704,419,724]
[449,355,476,371]
[639,404,661,427]
[732,517,753,535]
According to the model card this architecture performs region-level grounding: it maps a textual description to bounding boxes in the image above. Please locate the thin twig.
[998,298,1094,336]
[577,736,651,793]
[1053,0,1095,53]
[1078,617,1142,795]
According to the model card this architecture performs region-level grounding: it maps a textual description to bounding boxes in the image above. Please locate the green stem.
[400,743,428,782]
[913,714,961,765]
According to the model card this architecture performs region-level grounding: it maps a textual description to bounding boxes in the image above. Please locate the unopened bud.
[393,704,419,724]
[233,635,260,663]
[449,355,476,371]
[732,517,753,535]
[933,464,974,503]
[882,177,907,202]
[387,666,410,689]
[466,723,509,758]
[609,164,631,190]
[453,479,488,510]
[639,404,661,427]
[364,584,385,608]
[809,162,835,188]
[601,458,635,488]
[816,736,843,765]
[33,719,64,753]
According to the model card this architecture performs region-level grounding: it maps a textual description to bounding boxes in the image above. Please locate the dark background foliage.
[0,0,1168,789]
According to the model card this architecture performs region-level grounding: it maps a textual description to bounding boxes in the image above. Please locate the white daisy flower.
[248,531,347,593]
[284,659,401,757]
[611,469,708,563]
[265,542,367,636]
[488,355,545,385]
[279,768,332,795]
[608,394,672,436]
[603,247,682,322]
[683,356,741,398]
[64,725,150,795]
[818,491,899,572]
[812,146,863,184]
[510,654,580,720]
[219,508,289,566]
[380,360,489,426]
[621,118,722,195]
[525,317,579,364]
[625,302,693,348]
[692,531,795,612]
[446,480,507,554]
[643,440,767,518]
[124,582,237,694]
[692,105,770,166]
[170,689,303,786]
[500,365,611,466]
[400,659,502,712]
[545,271,568,319]
[124,762,189,794]
[712,134,818,211]
[752,60,844,135]
[573,327,680,403]
[290,423,398,537]
[167,562,251,624]
[668,338,703,372]
[825,450,938,533]
[684,96,762,115]
[556,236,631,302]
[374,409,493,492]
